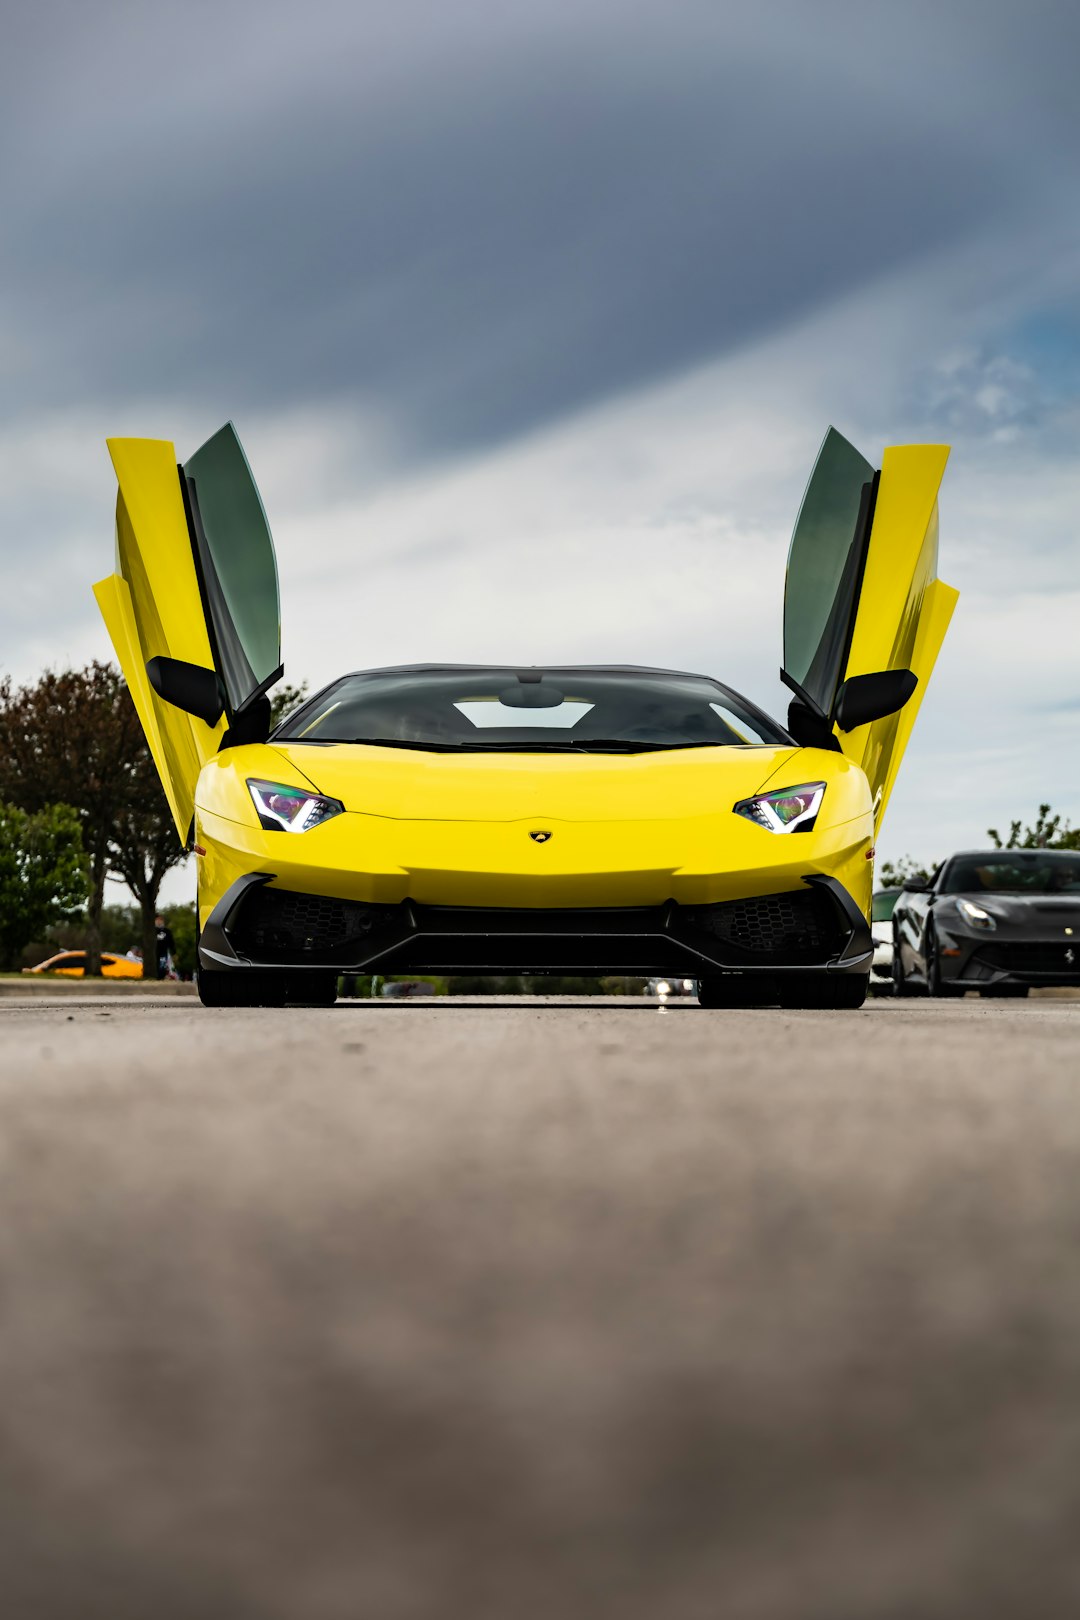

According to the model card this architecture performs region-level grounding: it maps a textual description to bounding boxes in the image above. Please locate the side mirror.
[786,700,841,752]
[146,657,225,726]
[900,879,932,894]
[833,668,917,733]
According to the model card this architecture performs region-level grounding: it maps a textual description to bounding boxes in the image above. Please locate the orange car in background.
[23,951,143,979]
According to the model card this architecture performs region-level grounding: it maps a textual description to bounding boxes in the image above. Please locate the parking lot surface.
[2,997,1079,1618]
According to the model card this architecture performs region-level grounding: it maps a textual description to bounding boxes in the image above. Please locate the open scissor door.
[783,427,957,831]
[94,423,282,842]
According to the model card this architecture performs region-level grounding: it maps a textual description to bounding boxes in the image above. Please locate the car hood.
[951,891,1080,927]
[264,741,808,823]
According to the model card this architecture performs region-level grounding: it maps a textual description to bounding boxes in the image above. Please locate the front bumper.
[937,930,1080,991]
[199,873,872,979]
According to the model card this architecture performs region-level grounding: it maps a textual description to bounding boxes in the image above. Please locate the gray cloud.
[5,1,1079,463]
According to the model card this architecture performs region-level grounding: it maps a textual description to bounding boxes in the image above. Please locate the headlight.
[956,897,996,929]
[247,778,344,833]
[733,782,825,834]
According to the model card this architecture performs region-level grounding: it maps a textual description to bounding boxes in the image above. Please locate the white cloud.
[4,227,1079,910]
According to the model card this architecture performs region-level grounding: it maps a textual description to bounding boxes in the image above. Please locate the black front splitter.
[199,872,873,980]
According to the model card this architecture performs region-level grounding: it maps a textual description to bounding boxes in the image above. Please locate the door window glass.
[183,424,281,713]
[784,427,875,716]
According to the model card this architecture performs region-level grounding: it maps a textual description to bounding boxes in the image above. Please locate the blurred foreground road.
[2,996,1080,1619]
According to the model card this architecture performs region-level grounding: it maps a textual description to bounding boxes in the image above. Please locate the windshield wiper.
[425,739,672,753]
[349,738,476,751]
[281,734,730,755]
[567,738,722,752]
[340,737,725,754]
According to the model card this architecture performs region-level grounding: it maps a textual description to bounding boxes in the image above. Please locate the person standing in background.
[155,914,176,981]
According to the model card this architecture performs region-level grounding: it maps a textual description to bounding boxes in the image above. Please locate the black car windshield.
[274,668,787,752]
[940,853,1080,894]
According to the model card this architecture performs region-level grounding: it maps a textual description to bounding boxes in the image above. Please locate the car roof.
[332,663,725,682]
[944,849,1079,861]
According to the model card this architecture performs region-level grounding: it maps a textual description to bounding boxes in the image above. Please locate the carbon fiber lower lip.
[200,873,872,978]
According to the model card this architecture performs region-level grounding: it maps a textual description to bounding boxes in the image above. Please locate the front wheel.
[777,974,868,1010]
[284,973,338,1007]
[697,975,776,1009]
[197,969,287,1008]
[892,926,918,997]
[926,924,959,998]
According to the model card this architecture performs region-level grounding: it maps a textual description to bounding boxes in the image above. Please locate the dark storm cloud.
[3,1,1080,461]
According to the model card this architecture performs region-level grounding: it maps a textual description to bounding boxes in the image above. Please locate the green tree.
[877,855,937,889]
[46,904,141,956]
[107,744,189,977]
[161,902,198,979]
[269,681,309,729]
[0,801,87,970]
[987,804,1080,851]
[0,665,139,974]
[0,663,184,976]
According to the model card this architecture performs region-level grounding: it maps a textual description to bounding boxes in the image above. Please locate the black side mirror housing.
[900,879,932,894]
[220,694,272,750]
[146,657,225,727]
[786,700,841,751]
[833,669,918,733]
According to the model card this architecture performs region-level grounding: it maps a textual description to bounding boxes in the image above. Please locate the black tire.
[777,973,868,1010]
[697,975,776,1009]
[197,969,287,1008]
[284,973,338,1007]
[925,924,959,998]
[892,924,918,997]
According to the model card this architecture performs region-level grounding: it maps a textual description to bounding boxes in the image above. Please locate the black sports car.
[892,849,1080,998]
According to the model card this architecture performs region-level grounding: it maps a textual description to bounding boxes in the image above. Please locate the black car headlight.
[247,778,344,833]
[733,782,825,834]
[955,897,996,930]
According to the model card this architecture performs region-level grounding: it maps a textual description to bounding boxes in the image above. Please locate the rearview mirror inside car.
[833,669,917,733]
[146,657,225,727]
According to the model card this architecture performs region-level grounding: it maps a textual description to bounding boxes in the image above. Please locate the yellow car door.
[783,427,958,832]
[94,423,282,842]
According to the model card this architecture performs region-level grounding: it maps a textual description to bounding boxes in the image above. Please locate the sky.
[2,0,1079,905]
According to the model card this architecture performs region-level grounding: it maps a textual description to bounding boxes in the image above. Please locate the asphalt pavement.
[2,996,1079,1619]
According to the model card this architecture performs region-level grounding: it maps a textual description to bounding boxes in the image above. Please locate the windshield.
[275,668,788,753]
[940,853,1080,895]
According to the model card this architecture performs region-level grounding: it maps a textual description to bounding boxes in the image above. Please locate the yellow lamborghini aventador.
[94,424,956,1010]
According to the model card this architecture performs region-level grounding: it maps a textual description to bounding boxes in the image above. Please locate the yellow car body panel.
[94,438,226,840]
[838,444,956,829]
[194,741,874,927]
[876,575,959,826]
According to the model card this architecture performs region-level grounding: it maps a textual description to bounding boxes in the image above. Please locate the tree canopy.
[987,804,1080,851]
[0,663,185,973]
[0,801,87,969]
